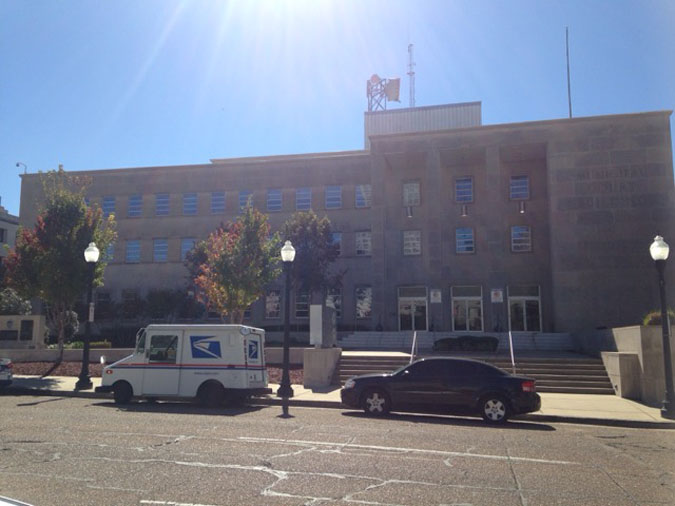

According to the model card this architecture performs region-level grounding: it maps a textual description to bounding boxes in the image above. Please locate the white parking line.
[238,436,579,465]
[140,501,219,506]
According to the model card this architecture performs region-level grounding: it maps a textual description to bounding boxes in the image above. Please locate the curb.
[254,397,675,429]
[5,385,675,430]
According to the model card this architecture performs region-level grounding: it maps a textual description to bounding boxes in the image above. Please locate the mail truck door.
[244,332,265,386]
[141,331,182,396]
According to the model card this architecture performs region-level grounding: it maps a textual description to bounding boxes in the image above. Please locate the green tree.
[283,210,342,301]
[4,168,117,361]
[0,288,32,315]
[189,205,281,323]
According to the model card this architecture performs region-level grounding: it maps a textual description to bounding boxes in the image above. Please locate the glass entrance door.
[399,298,428,331]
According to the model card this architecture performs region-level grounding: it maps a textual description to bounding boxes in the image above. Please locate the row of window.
[114,225,533,264]
[108,284,540,332]
[96,175,530,219]
[404,175,530,206]
[454,175,530,203]
[99,185,373,218]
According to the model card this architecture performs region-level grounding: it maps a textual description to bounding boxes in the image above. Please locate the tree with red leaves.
[189,204,280,323]
[4,168,116,361]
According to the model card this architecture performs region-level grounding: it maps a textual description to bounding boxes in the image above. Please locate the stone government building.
[18,103,675,336]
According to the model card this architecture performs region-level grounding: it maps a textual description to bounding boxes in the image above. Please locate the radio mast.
[407,43,416,108]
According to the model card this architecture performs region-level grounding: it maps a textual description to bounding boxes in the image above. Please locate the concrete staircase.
[336,354,412,385]
[336,353,615,395]
[485,356,615,395]
[338,331,578,353]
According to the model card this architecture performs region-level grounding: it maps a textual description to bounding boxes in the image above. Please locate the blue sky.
[1,0,673,216]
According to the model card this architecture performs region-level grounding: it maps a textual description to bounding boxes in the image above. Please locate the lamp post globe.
[76,242,99,390]
[278,240,295,417]
[649,235,675,419]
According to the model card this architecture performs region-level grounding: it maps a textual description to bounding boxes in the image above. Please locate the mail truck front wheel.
[198,381,225,408]
[113,381,133,405]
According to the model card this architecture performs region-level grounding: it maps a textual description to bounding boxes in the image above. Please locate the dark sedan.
[340,357,541,423]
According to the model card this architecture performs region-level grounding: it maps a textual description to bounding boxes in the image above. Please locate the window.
[153,239,168,262]
[325,186,342,209]
[511,225,532,252]
[102,196,115,218]
[355,184,372,208]
[148,334,178,363]
[181,238,196,261]
[156,193,170,216]
[455,177,473,203]
[355,286,372,319]
[125,240,141,263]
[456,227,475,254]
[452,286,483,331]
[265,290,281,319]
[104,244,114,262]
[183,193,197,215]
[211,192,225,213]
[267,189,282,212]
[239,190,253,212]
[331,232,342,256]
[403,230,421,256]
[128,194,142,217]
[326,288,342,319]
[295,291,309,318]
[296,187,311,210]
[355,231,372,256]
[510,175,530,200]
[403,181,420,207]
[122,289,141,319]
[508,285,541,331]
[0,228,5,243]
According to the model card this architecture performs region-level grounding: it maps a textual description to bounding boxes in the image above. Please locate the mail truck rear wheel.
[198,381,225,408]
[113,381,133,405]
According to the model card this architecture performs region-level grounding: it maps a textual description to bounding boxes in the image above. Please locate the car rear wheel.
[113,381,133,405]
[480,395,510,424]
[361,388,391,416]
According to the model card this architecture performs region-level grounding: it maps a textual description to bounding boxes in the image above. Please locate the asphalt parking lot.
[1,395,674,505]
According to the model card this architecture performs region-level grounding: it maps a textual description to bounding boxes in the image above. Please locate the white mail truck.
[96,324,270,407]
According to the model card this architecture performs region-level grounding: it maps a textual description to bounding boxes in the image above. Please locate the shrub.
[643,309,675,326]
[0,288,32,315]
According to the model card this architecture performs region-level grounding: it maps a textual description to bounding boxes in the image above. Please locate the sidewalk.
[5,375,675,429]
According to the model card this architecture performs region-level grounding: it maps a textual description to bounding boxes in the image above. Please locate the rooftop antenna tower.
[366,75,401,112]
[566,27,573,118]
[407,43,416,108]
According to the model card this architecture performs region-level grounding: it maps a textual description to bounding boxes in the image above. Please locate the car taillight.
[521,380,535,392]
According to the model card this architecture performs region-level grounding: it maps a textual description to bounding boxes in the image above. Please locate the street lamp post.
[75,242,99,390]
[277,240,296,417]
[649,235,675,420]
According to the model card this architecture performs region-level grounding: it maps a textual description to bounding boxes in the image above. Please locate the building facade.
[0,201,19,260]
[18,108,675,335]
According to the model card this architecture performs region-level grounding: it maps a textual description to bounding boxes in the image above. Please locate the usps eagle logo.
[190,336,222,359]
[248,341,259,360]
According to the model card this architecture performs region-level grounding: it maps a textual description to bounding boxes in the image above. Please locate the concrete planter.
[599,325,675,406]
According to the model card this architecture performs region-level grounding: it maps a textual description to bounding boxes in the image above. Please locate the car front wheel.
[480,395,510,424]
[361,388,391,416]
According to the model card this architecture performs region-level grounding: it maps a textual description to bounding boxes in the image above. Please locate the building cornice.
[367,110,673,144]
